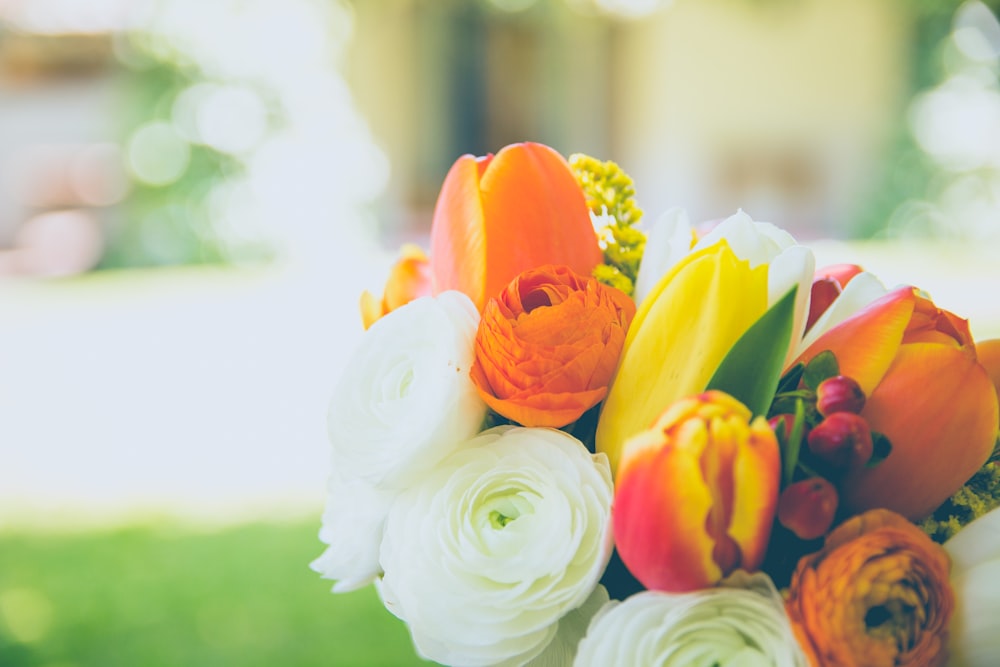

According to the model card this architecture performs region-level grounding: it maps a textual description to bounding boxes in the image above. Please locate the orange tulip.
[977,338,1000,411]
[429,142,602,311]
[613,391,780,592]
[792,287,999,520]
[469,264,635,428]
[359,244,432,330]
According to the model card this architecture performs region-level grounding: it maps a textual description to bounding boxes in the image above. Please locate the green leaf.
[803,350,839,391]
[776,363,805,395]
[784,399,806,485]
[707,285,798,417]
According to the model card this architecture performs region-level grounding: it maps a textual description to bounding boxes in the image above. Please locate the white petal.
[947,560,1000,667]
[793,271,888,358]
[634,207,692,306]
[945,505,1000,575]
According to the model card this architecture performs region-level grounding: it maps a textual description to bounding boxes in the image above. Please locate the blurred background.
[1,0,999,664]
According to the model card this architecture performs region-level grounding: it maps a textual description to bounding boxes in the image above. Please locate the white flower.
[327,290,486,489]
[310,471,396,592]
[574,572,808,667]
[526,585,610,667]
[379,426,614,667]
[633,207,693,306]
[945,506,1000,667]
[636,210,814,364]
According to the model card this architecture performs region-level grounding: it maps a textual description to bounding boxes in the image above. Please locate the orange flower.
[792,287,999,519]
[429,142,602,310]
[785,509,954,667]
[977,338,1000,411]
[469,265,634,428]
[613,391,780,592]
[359,244,432,330]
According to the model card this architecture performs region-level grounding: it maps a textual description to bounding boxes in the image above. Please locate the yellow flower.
[612,391,780,592]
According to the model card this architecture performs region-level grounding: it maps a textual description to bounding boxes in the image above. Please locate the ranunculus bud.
[815,375,866,417]
[807,412,873,470]
[777,478,839,540]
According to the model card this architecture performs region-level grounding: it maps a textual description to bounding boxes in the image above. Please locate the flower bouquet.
[313,142,1000,666]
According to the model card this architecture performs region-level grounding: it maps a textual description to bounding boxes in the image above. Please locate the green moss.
[569,154,645,296]
[920,461,1000,543]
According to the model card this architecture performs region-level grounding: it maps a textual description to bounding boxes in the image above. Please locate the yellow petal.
[596,241,768,473]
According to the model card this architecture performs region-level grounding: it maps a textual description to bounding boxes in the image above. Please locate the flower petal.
[841,343,999,519]
[791,286,915,396]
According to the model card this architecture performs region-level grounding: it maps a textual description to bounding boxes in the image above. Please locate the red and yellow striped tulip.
[359,244,432,330]
[613,391,780,592]
[429,142,602,311]
[792,287,999,520]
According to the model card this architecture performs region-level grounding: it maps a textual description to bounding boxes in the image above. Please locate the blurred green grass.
[0,520,429,667]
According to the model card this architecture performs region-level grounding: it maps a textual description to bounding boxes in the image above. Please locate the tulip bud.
[777,477,839,540]
[807,412,873,470]
[613,391,780,592]
[815,375,866,417]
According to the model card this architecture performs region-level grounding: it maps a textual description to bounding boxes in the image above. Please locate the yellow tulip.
[595,240,769,473]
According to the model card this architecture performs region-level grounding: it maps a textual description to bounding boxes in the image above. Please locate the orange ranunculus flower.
[469,264,634,428]
[429,142,602,311]
[359,244,432,330]
[785,509,954,667]
[792,287,999,520]
[613,391,780,592]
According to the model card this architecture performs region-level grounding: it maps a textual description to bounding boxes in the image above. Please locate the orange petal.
[977,338,1000,412]
[841,343,1000,519]
[429,153,490,306]
[728,416,781,571]
[614,428,719,592]
[791,286,916,396]
[478,143,601,308]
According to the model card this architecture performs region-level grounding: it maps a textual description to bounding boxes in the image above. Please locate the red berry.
[815,375,866,417]
[777,477,839,540]
[807,412,874,469]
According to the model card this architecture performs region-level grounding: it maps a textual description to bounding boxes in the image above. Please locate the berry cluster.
[767,351,892,541]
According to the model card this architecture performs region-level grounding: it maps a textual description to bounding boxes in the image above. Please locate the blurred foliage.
[855,0,1000,237]
[100,54,275,270]
[0,520,427,667]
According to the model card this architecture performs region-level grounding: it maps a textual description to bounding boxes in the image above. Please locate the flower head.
[359,244,432,330]
[470,264,635,428]
[328,290,486,489]
[574,572,807,667]
[792,287,999,519]
[613,391,780,591]
[430,142,602,310]
[379,426,613,667]
[785,509,954,667]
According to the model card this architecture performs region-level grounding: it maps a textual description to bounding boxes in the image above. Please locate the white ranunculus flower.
[526,585,610,667]
[379,426,614,667]
[574,572,808,667]
[636,209,814,363]
[310,471,396,592]
[945,506,1000,667]
[327,290,486,489]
